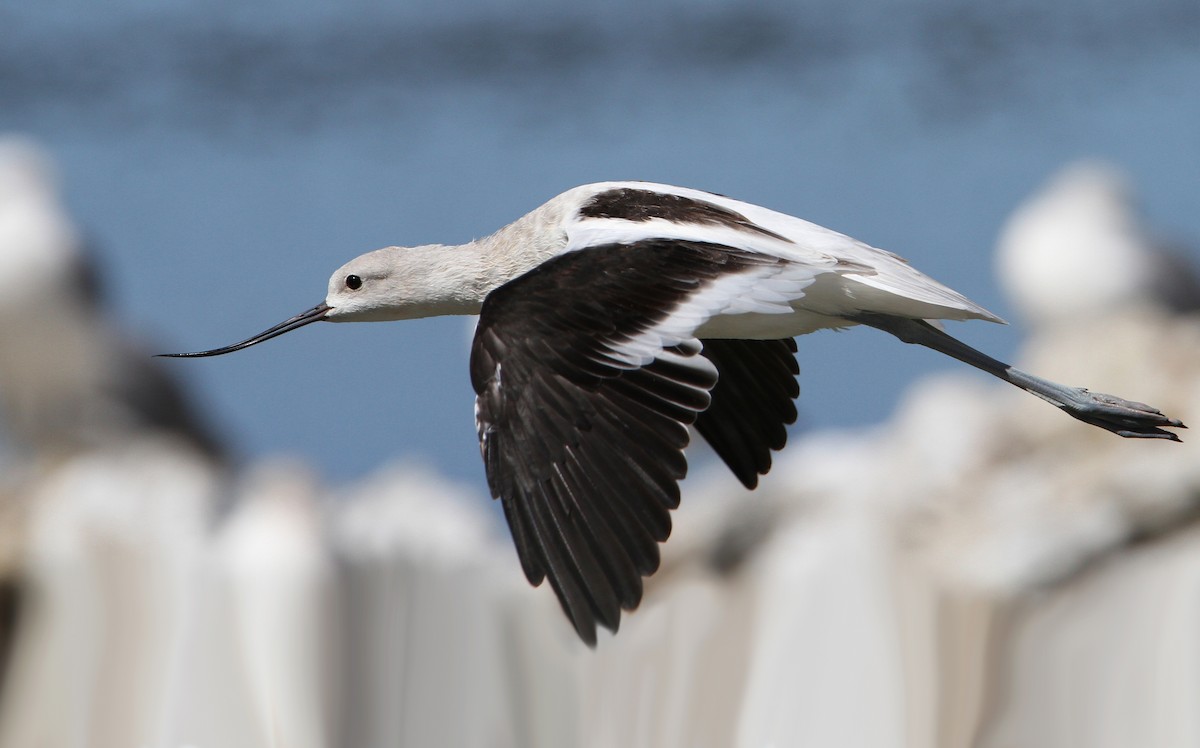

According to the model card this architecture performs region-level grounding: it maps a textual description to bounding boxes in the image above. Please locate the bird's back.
[503,181,1004,331]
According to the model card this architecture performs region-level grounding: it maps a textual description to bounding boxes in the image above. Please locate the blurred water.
[2,0,1197,486]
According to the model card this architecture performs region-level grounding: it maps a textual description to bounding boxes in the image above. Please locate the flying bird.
[163,182,1185,644]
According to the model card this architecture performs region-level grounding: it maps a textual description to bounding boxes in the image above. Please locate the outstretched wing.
[696,338,800,489]
[471,239,791,644]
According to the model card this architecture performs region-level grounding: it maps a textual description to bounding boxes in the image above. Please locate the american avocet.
[164,182,1184,644]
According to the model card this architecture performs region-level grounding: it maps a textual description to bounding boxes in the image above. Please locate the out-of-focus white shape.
[202,461,337,748]
[881,373,1005,500]
[0,136,220,463]
[0,138,80,303]
[332,463,518,748]
[489,474,773,748]
[582,494,763,748]
[981,523,1200,748]
[336,462,493,563]
[737,506,905,748]
[996,161,1198,327]
[0,136,231,748]
[0,441,219,748]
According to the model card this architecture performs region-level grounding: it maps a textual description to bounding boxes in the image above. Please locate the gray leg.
[854,315,1186,441]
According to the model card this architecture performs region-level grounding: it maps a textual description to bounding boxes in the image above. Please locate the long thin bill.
[158,302,331,358]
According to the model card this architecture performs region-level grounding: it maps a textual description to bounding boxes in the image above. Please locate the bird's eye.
[345,274,363,290]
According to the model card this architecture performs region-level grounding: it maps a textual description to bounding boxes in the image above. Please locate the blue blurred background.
[3,0,1197,486]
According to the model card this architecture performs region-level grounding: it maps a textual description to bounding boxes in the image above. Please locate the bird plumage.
[164,180,1185,645]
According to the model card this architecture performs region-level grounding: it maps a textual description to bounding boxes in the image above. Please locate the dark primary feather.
[471,239,787,645]
[695,338,800,489]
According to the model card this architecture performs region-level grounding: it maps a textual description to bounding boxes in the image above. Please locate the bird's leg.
[853,314,1186,441]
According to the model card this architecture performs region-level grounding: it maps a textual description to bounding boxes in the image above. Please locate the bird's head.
[322,245,473,323]
[321,246,405,323]
[160,244,484,358]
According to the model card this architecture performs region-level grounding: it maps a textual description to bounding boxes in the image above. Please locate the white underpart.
[599,264,818,370]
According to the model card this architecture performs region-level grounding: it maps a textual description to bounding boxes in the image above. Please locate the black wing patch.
[695,338,800,489]
[579,187,792,243]
[471,240,779,645]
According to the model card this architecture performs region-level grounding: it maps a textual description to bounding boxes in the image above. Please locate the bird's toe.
[1064,388,1186,439]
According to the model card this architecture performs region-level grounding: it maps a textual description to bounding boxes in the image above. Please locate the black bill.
[158,302,330,358]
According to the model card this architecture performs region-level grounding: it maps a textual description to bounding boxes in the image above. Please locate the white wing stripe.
[569,218,838,268]
[601,264,817,369]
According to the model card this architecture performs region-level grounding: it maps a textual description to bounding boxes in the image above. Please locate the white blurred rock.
[0,440,220,748]
[208,461,338,748]
[332,462,519,748]
[995,161,1200,328]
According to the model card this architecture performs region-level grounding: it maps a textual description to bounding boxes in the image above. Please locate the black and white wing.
[471,239,794,645]
[571,185,810,488]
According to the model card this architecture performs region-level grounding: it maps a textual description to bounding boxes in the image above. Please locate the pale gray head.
[324,244,479,322]
[160,243,486,358]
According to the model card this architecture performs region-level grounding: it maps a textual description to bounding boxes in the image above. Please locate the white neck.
[426,208,572,314]
[328,195,573,322]
[411,243,498,316]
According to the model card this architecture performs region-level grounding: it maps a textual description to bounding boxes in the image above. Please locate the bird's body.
[316,182,1003,335]
[165,181,1184,645]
